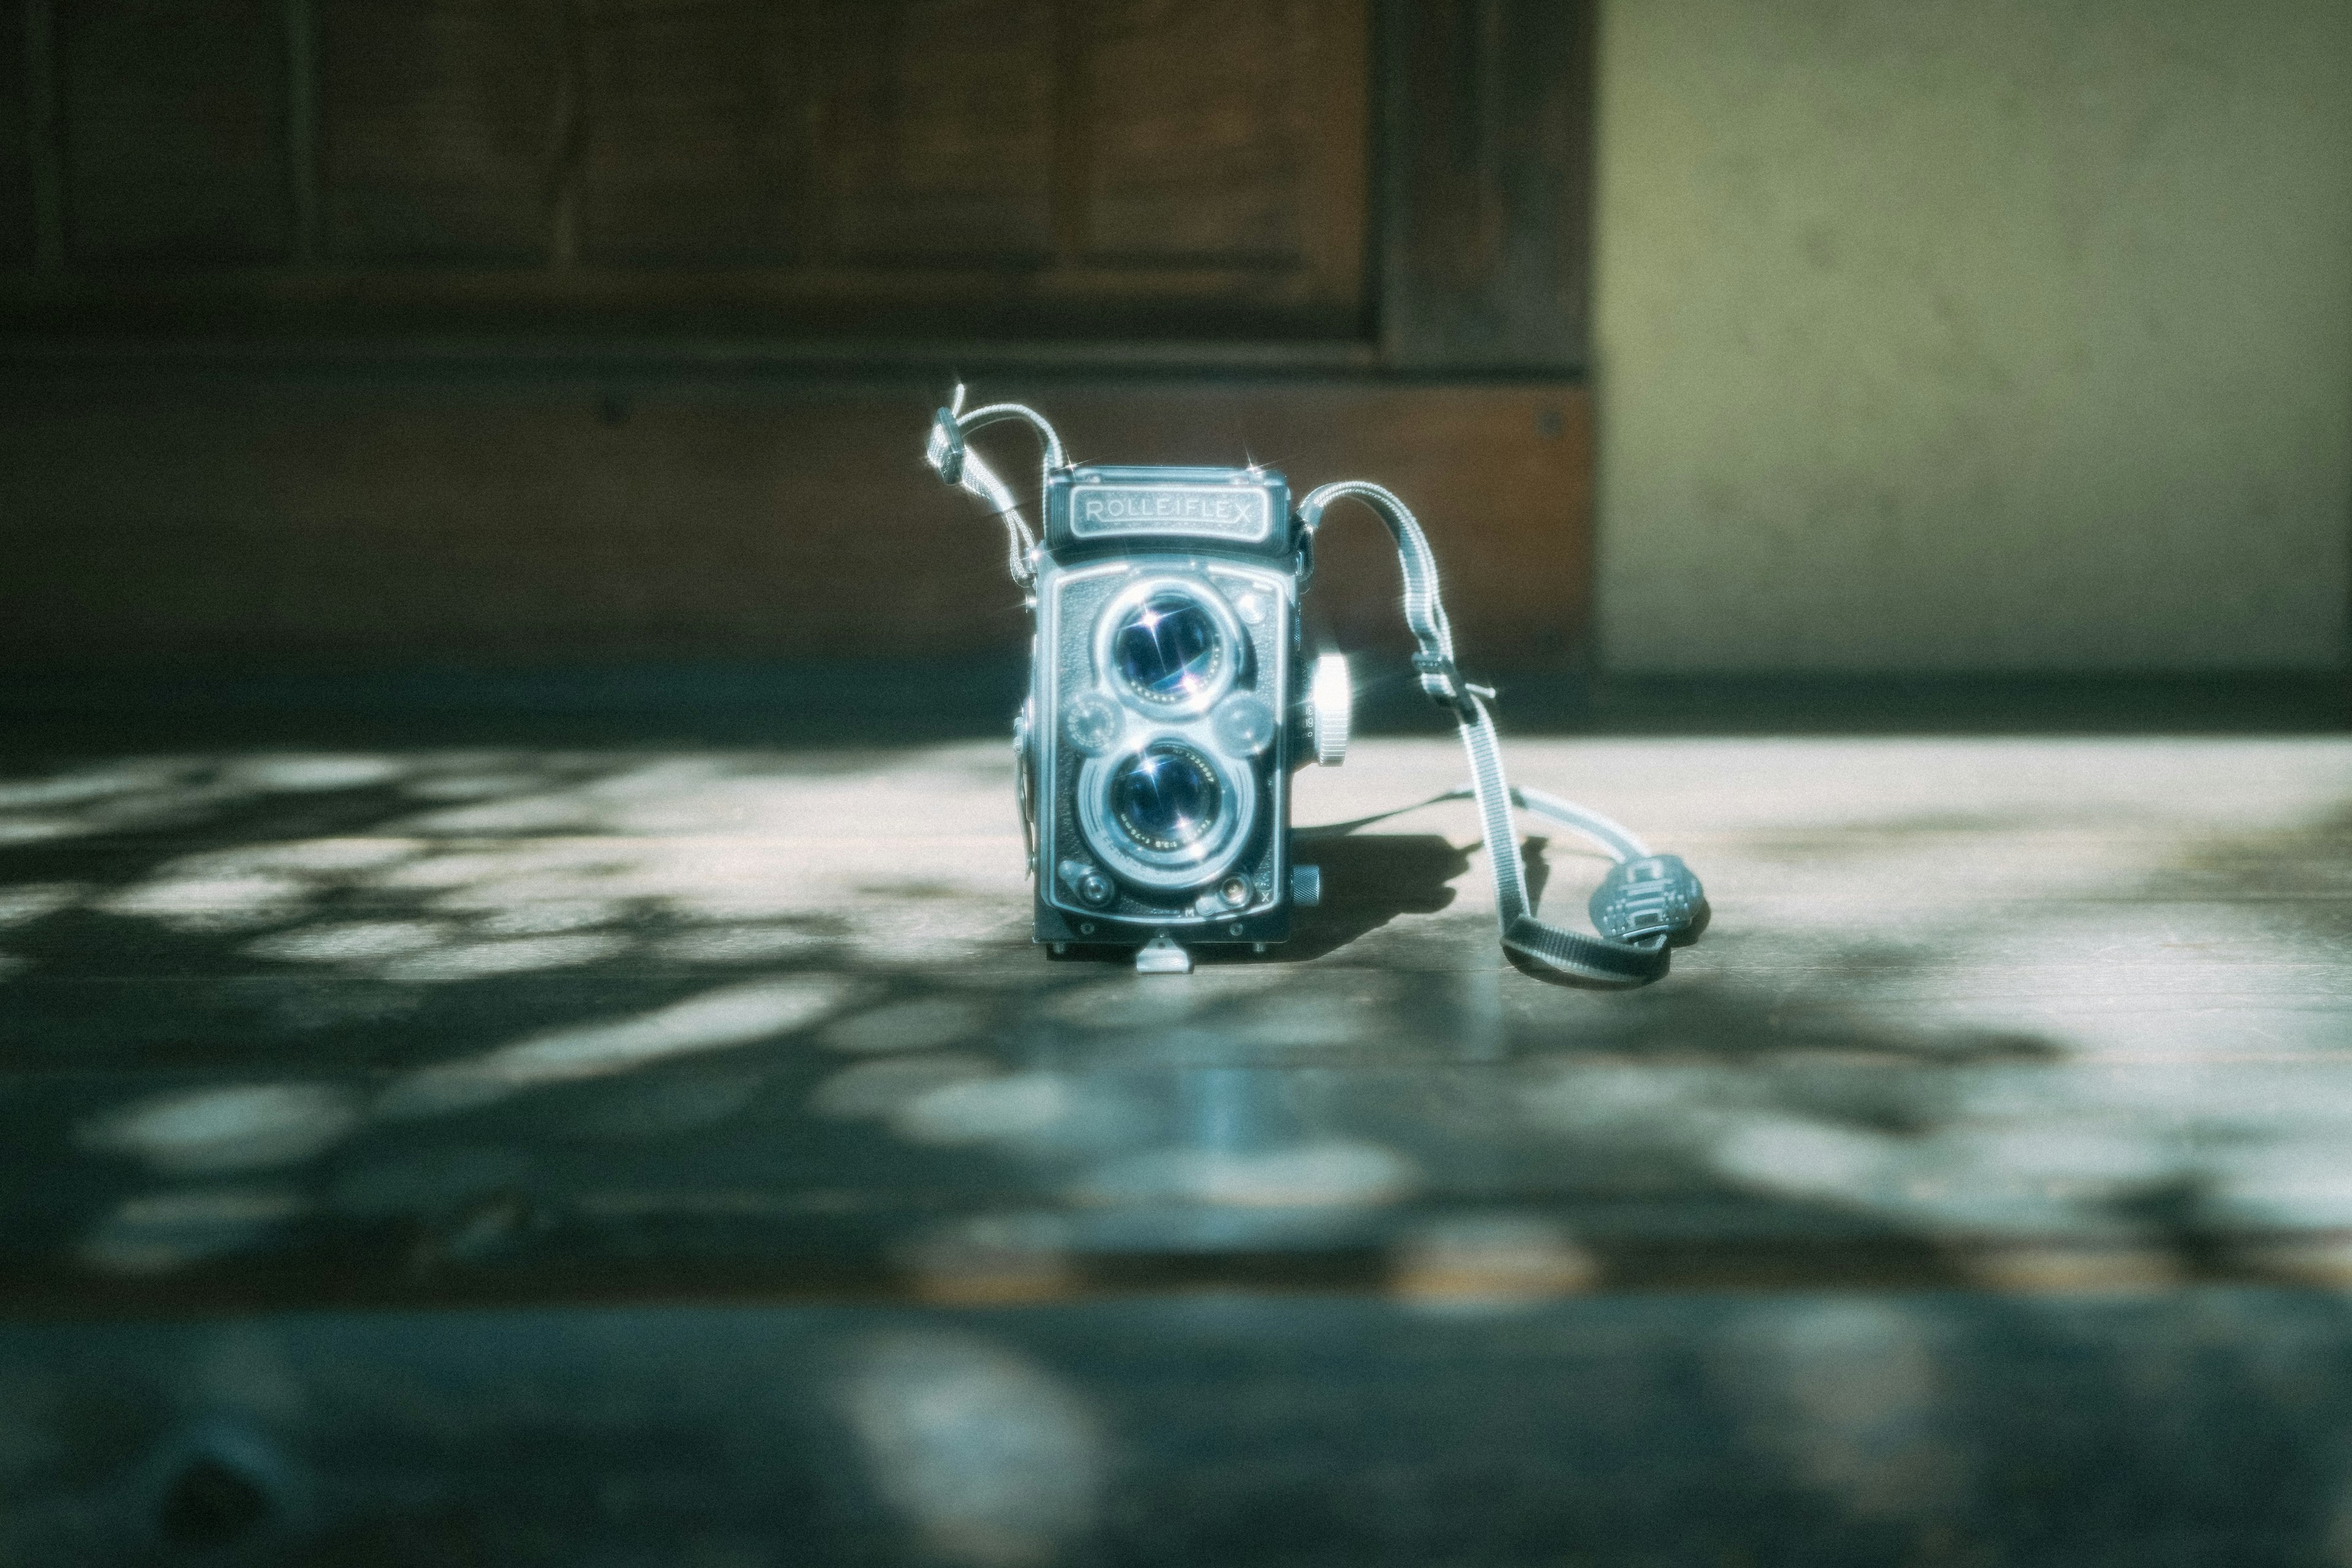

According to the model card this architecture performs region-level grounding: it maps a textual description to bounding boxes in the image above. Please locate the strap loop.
[924,385,1065,587]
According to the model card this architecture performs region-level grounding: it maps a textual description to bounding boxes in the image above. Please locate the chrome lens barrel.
[1091,576,1244,717]
[1113,593,1224,706]
[1109,741,1222,852]
[1076,732,1257,893]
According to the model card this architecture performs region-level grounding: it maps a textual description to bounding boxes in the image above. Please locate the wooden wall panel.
[0,0,29,264]
[1379,0,1594,370]
[1079,0,1365,293]
[823,0,1057,265]
[58,0,290,263]
[0,0,1387,337]
[0,382,1587,669]
[576,0,813,265]
[318,0,561,263]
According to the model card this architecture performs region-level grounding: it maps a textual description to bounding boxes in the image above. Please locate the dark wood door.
[0,1,1598,674]
[4,0,1370,342]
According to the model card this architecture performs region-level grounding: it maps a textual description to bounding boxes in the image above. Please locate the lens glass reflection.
[1113,593,1222,704]
[1109,743,1221,853]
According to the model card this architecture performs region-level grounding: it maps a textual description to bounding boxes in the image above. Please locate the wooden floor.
[2,717,2350,1563]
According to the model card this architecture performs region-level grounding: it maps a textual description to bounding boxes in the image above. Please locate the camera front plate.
[1033,551,1294,945]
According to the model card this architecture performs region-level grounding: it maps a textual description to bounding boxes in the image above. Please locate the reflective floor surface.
[2,725,2349,1564]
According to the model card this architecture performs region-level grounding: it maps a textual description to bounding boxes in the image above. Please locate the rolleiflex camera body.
[1022,461,1338,956]
[925,389,1708,982]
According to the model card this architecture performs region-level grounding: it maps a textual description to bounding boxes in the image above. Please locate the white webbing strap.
[925,386,1066,587]
[1296,481,1692,985]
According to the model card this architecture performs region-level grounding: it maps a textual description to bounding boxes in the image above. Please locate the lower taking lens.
[1109,743,1221,853]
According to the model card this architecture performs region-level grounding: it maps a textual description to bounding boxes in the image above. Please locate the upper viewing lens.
[1113,592,1223,704]
[1109,744,1221,853]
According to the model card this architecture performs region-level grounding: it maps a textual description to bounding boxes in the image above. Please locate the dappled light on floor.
[1,734,2351,1560]
[839,1330,1105,1568]
[0,735,2345,1304]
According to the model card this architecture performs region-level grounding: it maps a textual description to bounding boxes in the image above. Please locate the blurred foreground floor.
[1,722,2350,1564]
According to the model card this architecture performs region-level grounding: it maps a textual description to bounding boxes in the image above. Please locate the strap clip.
[1409,652,1495,717]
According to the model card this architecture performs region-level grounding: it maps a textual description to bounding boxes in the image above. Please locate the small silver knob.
[1308,654,1351,767]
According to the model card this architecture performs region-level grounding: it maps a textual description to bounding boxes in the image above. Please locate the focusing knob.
[1308,654,1351,767]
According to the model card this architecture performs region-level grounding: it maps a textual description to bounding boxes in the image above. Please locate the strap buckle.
[1409,652,1495,717]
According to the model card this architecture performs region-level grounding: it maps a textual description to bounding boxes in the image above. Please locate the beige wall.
[1592,0,2352,673]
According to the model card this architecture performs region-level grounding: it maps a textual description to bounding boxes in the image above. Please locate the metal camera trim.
[1030,522,1298,930]
[1076,730,1261,894]
[1092,573,1247,718]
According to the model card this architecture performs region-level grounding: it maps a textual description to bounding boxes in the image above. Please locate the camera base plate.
[1034,891,1292,952]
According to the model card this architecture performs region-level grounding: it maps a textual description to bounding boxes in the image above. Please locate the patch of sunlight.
[402,771,545,801]
[2204,1139,2352,1227]
[894,1073,1076,1146]
[1390,1214,1597,1313]
[380,976,853,1117]
[80,1084,362,1174]
[376,931,627,982]
[223,755,405,793]
[100,872,309,932]
[0,775,111,813]
[839,1330,1103,1568]
[663,886,822,924]
[472,899,626,936]
[104,840,432,936]
[653,924,827,965]
[424,872,635,914]
[1698,1102,2195,1237]
[246,921,448,964]
[397,792,600,834]
[375,850,533,891]
[1076,1141,1418,1209]
[0,817,72,844]
[194,837,417,877]
[821,997,993,1055]
[1515,1061,1740,1136]
[1913,1119,2179,1193]
[1709,1117,1901,1202]
[77,1188,312,1275]
[0,760,183,810]
[845,910,1027,967]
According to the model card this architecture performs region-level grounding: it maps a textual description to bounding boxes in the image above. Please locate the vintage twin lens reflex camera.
[1022,461,1346,959]
[928,391,1706,984]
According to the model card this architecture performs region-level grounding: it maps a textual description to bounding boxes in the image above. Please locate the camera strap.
[1296,483,1706,985]
[923,388,1060,589]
